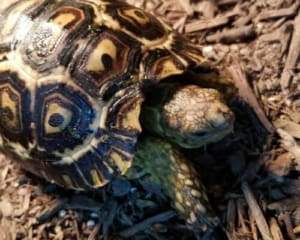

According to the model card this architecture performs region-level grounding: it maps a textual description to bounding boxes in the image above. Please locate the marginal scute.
[36,149,114,189]
[0,70,31,145]
[118,8,150,26]
[62,174,75,189]
[50,6,85,30]
[119,99,143,132]
[181,46,206,66]
[73,150,113,188]
[104,1,168,42]
[90,169,105,187]
[104,85,144,130]
[142,49,185,84]
[171,35,206,67]
[0,85,21,132]
[90,127,138,185]
[110,151,131,175]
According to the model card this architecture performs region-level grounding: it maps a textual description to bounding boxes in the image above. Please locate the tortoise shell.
[0,0,205,190]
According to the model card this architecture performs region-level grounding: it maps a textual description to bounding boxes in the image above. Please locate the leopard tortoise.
[0,0,234,231]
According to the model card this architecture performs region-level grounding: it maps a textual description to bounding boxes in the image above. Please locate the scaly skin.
[141,83,234,148]
[126,137,220,231]
[133,83,234,231]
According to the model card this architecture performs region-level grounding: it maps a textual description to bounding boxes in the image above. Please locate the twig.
[294,225,300,235]
[226,199,236,239]
[185,16,229,32]
[178,0,193,15]
[255,22,292,57]
[72,219,81,240]
[241,182,273,240]
[274,118,300,139]
[65,195,103,212]
[37,199,67,223]
[280,11,300,89]
[269,218,284,240]
[119,211,176,238]
[256,2,300,21]
[206,25,255,43]
[102,200,118,236]
[227,63,274,134]
[249,209,259,240]
[281,213,297,240]
[237,199,250,236]
[277,129,300,162]
[217,0,239,6]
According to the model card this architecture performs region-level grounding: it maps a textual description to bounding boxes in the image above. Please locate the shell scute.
[71,28,141,91]
[142,48,186,85]
[103,1,169,43]
[34,82,97,152]
[19,1,95,73]
[0,69,32,146]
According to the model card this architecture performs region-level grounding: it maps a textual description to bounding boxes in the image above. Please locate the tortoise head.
[141,84,234,149]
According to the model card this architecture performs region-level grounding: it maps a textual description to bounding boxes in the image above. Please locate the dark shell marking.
[0,0,204,190]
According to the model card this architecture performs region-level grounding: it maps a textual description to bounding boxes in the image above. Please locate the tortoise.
[0,0,234,231]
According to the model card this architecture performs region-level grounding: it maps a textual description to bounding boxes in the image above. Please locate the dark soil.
[0,0,299,239]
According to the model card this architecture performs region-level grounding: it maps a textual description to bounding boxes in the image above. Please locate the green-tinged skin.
[141,83,234,148]
[125,83,234,231]
[126,137,220,231]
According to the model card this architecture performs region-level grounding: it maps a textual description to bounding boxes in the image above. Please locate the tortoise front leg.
[125,137,219,232]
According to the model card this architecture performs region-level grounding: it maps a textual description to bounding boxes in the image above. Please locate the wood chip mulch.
[0,0,299,239]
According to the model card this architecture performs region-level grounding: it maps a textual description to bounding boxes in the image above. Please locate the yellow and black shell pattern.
[0,0,205,190]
